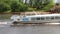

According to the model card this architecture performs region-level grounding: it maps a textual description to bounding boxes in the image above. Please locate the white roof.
[11,15,20,19]
[26,14,60,17]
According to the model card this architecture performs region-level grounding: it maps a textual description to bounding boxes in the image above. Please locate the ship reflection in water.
[0,22,60,34]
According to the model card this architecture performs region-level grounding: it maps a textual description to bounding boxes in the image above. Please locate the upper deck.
[26,14,60,18]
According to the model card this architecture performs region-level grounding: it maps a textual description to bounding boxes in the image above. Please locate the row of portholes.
[31,16,60,21]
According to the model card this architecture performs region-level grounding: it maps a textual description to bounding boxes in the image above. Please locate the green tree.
[11,2,28,12]
[42,0,54,11]
[34,0,54,10]
[0,3,11,12]
[19,3,28,12]
[11,2,20,12]
[28,0,54,11]
[0,0,28,12]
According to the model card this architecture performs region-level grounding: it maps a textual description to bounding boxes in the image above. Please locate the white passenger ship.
[11,14,60,24]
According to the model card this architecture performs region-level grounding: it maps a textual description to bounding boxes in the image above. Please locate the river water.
[0,21,60,34]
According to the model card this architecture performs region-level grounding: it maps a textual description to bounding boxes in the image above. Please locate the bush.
[11,2,20,12]
[0,0,29,12]
[42,4,54,11]
[11,2,28,12]
[0,3,11,12]
[19,3,28,12]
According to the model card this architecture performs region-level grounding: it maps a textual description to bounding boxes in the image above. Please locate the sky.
[54,0,58,3]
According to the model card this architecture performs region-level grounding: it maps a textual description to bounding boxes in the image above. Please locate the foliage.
[19,3,28,12]
[11,2,28,12]
[55,3,60,6]
[0,3,11,12]
[28,0,54,11]
[42,0,54,11]
[0,0,28,12]
[0,0,54,12]
[11,2,20,12]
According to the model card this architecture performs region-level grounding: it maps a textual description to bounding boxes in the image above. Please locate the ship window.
[51,16,54,20]
[36,17,40,20]
[46,17,50,20]
[40,17,45,20]
[55,16,60,19]
[31,18,36,20]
